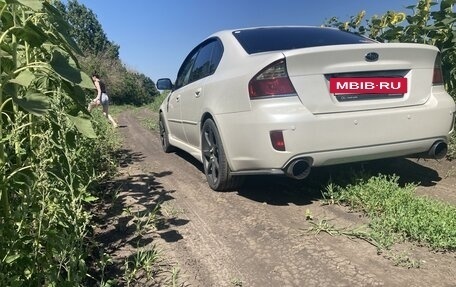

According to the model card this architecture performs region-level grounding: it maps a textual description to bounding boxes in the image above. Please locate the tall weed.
[0,1,118,286]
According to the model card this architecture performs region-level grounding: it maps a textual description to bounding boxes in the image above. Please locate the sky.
[73,0,420,82]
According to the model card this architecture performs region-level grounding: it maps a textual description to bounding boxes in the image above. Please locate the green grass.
[134,90,168,131]
[108,104,136,116]
[323,174,456,250]
[447,132,456,160]
[148,91,169,112]
[108,91,168,132]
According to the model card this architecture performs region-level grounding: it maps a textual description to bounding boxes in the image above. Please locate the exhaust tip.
[429,141,447,160]
[286,158,312,180]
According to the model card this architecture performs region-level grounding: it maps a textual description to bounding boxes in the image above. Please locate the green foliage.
[150,91,169,112]
[0,1,118,286]
[448,132,456,159]
[55,0,119,57]
[56,0,160,106]
[323,174,456,250]
[76,49,155,105]
[114,70,159,106]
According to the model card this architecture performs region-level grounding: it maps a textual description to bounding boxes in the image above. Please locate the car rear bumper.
[215,91,455,173]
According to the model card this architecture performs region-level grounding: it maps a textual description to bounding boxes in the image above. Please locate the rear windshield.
[232,27,375,54]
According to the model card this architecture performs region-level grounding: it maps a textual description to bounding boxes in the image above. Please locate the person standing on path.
[88,72,118,128]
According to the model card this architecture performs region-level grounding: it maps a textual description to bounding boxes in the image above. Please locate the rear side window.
[233,27,375,54]
[189,39,223,82]
[175,38,224,89]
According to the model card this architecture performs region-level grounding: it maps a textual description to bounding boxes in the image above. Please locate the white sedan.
[156,26,455,191]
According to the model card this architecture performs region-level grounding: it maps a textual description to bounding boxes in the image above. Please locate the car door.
[166,49,198,143]
[180,39,224,148]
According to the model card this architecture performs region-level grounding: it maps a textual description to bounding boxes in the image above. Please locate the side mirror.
[156,78,173,90]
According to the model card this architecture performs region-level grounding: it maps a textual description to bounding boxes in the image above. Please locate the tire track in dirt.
[116,109,456,287]
[118,111,246,286]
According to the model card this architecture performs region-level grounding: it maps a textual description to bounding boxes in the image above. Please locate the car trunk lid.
[283,43,439,114]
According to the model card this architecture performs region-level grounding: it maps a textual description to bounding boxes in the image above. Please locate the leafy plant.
[124,247,162,286]
[385,251,422,268]
[168,266,182,287]
[0,1,118,286]
[322,174,456,250]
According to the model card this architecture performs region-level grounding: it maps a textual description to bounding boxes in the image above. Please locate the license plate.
[335,94,404,102]
[329,77,407,94]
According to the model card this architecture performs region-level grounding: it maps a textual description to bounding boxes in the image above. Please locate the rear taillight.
[433,53,444,85]
[249,59,297,99]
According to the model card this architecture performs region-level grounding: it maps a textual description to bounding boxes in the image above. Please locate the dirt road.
[106,108,456,287]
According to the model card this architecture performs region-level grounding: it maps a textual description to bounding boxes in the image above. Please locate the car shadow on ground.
[171,147,443,206]
[174,149,205,172]
[236,157,442,206]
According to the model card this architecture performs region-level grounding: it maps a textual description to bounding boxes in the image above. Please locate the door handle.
[195,88,202,98]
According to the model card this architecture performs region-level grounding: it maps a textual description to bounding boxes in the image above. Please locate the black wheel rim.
[202,126,220,185]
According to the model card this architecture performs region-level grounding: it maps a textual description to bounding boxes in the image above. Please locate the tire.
[201,119,243,191]
[159,113,175,153]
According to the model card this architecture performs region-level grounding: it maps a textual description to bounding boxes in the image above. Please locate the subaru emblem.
[365,52,379,62]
